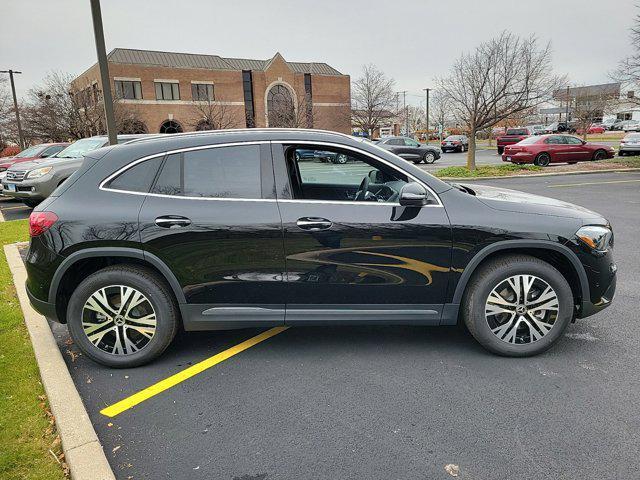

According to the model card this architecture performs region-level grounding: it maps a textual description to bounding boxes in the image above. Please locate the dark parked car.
[375,136,441,163]
[26,129,616,367]
[502,134,615,166]
[295,148,349,164]
[440,135,469,153]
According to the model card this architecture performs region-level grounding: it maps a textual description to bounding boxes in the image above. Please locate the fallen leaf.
[112,445,121,453]
[445,464,460,477]
[107,422,113,427]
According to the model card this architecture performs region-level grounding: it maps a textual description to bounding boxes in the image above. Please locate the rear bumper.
[26,282,58,321]
[501,152,534,163]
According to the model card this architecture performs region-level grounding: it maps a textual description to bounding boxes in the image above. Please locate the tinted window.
[405,138,420,147]
[544,136,564,145]
[151,145,262,199]
[289,146,409,203]
[107,157,163,193]
[387,138,403,145]
[506,128,528,135]
[565,136,583,145]
[41,145,66,157]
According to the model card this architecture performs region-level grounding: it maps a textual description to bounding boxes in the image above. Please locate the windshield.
[506,128,528,135]
[54,138,106,158]
[15,145,47,158]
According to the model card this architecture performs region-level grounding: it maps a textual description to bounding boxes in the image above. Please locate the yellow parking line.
[100,326,288,418]
[548,179,640,188]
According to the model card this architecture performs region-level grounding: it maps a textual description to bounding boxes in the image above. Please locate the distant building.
[72,48,351,134]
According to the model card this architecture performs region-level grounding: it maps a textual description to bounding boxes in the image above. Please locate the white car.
[622,120,640,132]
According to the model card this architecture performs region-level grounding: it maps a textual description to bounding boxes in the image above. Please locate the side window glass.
[406,139,419,147]
[151,145,262,199]
[289,147,409,203]
[106,157,163,193]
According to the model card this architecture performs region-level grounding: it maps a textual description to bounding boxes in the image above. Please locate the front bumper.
[1,178,51,200]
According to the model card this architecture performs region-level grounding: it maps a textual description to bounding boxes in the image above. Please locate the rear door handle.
[296,217,333,231]
[155,215,192,228]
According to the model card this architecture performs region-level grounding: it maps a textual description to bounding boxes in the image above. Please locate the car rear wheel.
[462,254,573,357]
[66,265,179,368]
[423,152,436,164]
[534,153,551,167]
[334,153,348,164]
[568,161,577,164]
[497,147,504,154]
[592,149,607,161]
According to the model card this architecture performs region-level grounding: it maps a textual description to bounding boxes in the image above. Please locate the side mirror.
[41,153,51,158]
[399,182,429,207]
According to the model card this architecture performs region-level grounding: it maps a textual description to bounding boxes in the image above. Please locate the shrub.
[0,146,21,158]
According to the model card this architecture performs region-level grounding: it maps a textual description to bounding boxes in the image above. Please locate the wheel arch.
[50,247,186,323]
[451,240,589,309]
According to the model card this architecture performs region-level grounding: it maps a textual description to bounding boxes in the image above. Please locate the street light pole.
[0,69,25,149]
[423,88,430,144]
[89,0,117,145]
[565,85,570,123]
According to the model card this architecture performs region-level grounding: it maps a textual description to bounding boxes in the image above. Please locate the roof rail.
[123,128,354,145]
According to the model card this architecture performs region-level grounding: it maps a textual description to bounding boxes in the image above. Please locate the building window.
[242,70,255,128]
[304,73,313,128]
[267,84,294,127]
[192,83,214,101]
[628,91,635,99]
[159,119,183,134]
[115,80,142,100]
[155,82,180,100]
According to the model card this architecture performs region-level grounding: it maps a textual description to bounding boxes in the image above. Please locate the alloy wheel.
[335,153,348,164]
[81,285,157,355]
[424,152,436,163]
[485,274,559,344]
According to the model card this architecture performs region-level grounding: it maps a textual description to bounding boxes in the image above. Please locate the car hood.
[6,156,79,171]
[464,183,605,222]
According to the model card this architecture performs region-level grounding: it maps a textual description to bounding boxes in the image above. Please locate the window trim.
[99,140,442,207]
[276,141,442,207]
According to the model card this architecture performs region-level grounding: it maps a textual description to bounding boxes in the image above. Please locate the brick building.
[72,48,351,134]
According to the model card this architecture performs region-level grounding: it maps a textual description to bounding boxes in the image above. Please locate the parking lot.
[0,196,31,221]
[33,171,638,479]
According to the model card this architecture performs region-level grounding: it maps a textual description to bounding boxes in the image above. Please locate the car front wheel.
[66,265,179,368]
[462,254,573,357]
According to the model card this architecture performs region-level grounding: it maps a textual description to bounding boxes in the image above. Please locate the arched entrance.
[267,84,295,127]
[159,119,183,134]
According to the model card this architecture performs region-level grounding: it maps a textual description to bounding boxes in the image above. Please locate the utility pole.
[397,90,408,136]
[564,85,570,123]
[0,69,25,149]
[90,0,117,145]
[423,88,430,144]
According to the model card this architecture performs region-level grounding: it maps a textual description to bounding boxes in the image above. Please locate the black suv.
[26,129,616,367]
[375,136,441,164]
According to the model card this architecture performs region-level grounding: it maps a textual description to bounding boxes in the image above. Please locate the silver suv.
[2,135,146,207]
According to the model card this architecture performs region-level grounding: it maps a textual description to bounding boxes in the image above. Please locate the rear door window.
[151,144,262,199]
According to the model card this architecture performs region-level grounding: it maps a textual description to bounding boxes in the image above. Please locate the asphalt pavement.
[0,196,31,221]
[38,171,640,479]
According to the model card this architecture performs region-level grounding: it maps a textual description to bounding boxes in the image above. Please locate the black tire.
[592,149,607,161]
[618,151,626,157]
[23,199,41,208]
[66,265,179,368]
[461,254,573,357]
[497,146,504,155]
[534,153,551,167]
[423,151,437,164]
[568,161,578,165]
[334,153,348,164]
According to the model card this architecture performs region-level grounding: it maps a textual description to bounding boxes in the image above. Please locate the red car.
[496,127,530,154]
[501,134,615,166]
[576,124,605,135]
[0,143,69,172]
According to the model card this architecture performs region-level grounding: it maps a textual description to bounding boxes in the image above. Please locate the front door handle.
[155,215,192,228]
[296,217,333,231]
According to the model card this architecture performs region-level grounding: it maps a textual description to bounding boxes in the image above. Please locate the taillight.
[29,211,58,237]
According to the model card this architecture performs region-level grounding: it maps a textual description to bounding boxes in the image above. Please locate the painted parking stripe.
[100,326,288,418]
[548,179,640,188]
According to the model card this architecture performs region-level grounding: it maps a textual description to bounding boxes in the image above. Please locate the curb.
[4,243,116,480]
[438,167,640,181]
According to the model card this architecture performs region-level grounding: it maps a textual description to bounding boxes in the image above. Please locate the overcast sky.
[1,0,637,104]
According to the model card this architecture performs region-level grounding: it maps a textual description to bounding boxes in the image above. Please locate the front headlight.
[576,225,613,252]
[25,167,53,179]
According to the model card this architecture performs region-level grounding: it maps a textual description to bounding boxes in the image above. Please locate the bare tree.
[190,96,238,131]
[406,104,425,136]
[564,88,616,140]
[267,93,313,128]
[429,90,454,141]
[614,10,640,105]
[351,64,396,137]
[436,31,564,169]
